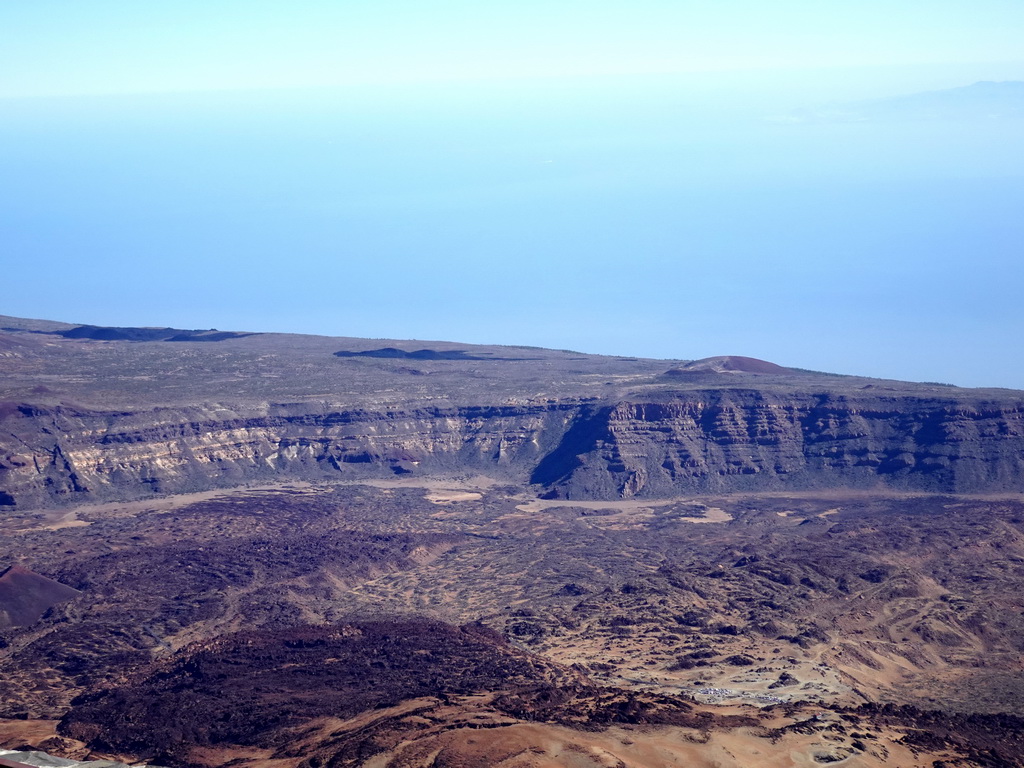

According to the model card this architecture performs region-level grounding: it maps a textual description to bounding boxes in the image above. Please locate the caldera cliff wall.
[1,389,1023,508]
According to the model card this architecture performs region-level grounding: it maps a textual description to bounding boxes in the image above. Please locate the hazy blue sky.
[2,2,1023,387]
[4,1,1024,97]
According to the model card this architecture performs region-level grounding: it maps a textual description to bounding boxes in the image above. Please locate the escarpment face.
[538,393,1024,498]
[3,392,1023,509]
[2,318,1022,510]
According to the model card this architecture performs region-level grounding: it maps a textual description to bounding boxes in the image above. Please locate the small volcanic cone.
[666,356,790,376]
[0,565,81,630]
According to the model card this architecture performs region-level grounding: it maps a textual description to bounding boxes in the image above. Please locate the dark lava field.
[2,316,1024,767]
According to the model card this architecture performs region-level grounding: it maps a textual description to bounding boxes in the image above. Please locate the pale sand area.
[350,474,735,522]
[341,474,502,492]
[0,719,63,748]
[0,708,955,768]
[7,474,499,532]
[425,490,484,503]
[362,720,942,768]
[340,474,499,504]
[1,481,323,533]
[183,698,948,768]
[516,498,733,524]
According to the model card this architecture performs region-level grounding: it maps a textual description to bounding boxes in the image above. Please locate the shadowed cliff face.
[542,392,1024,498]
[2,390,1023,509]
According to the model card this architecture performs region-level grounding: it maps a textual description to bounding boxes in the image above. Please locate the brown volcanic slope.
[0,565,79,630]
[2,484,1024,766]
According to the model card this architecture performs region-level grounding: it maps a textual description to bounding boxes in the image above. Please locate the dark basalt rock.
[50,325,256,342]
[59,620,569,762]
[851,703,1024,767]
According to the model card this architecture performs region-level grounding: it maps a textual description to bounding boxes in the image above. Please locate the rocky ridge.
[1,318,1023,509]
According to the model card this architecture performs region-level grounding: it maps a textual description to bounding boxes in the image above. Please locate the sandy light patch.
[345,474,501,492]
[40,509,92,530]
[364,719,941,768]
[425,490,483,504]
[516,498,734,524]
[679,506,732,523]
[0,719,63,750]
[6,481,323,532]
[515,498,677,514]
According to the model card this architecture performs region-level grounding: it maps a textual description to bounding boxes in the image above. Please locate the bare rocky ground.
[2,480,1024,767]
[3,318,1024,766]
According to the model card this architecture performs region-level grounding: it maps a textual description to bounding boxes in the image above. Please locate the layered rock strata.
[3,390,1023,509]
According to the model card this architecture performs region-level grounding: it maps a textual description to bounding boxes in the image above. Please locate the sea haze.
[2,75,1022,387]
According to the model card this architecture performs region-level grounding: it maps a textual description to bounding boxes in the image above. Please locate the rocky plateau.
[2,316,1022,511]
